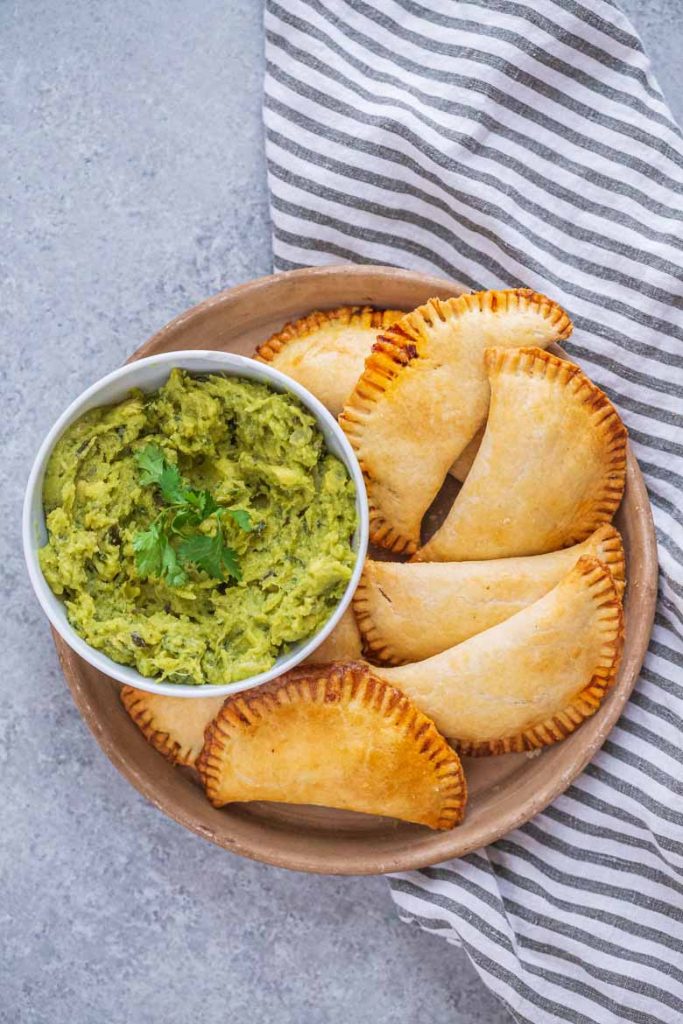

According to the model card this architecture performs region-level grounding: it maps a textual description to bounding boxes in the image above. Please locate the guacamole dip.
[39,369,357,685]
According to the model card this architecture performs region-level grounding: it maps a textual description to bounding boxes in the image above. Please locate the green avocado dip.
[39,369,357,685]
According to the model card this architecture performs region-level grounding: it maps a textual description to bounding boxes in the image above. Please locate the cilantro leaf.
[134,445,166,486]
[177,534,221,578]
[134,447,246,586]
[168,507,197,533]
[200,492,220,518]
[182,488,219,519]
[133,521,164,578]
[168,490,218,533]
[226,508,252,532]
[161,537,187,587]
[158,463,185,505]
[133,522,188,586]
[178,530,242,582]
[135,444,185,504]
[219,545,242,581]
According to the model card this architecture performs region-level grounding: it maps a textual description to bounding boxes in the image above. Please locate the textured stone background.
[2,2,680,1021]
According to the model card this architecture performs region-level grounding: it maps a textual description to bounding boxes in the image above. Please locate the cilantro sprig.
[132,444,251,587]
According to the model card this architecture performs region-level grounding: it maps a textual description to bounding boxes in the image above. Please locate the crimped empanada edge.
[254,306,403,363]
[197,661,467,829]
[340,288,573,555]
[358,524,626,667]
[120,685,200,767]
[485,346,628,545]
[352,562,406,666]
[591,523,626,597]
[452,556,625,757]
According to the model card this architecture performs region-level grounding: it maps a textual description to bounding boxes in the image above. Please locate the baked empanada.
[121,687,225,766]
[418,348,627,562]
[340,289,571,553]
[356,525,625,665]
[197,662,467,830]
[376,557,623,755]
[255,306,403,416]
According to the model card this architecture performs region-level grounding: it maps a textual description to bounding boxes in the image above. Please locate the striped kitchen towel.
[263,1,683,1021]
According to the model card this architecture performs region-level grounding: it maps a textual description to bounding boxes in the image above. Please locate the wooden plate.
[52,265,658,875]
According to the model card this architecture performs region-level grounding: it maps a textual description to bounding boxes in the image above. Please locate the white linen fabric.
[263,2,683,1020]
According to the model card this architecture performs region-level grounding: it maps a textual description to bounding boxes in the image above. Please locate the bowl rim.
[23,349,369,698]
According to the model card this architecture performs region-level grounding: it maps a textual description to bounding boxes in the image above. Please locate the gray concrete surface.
[2,2,680,1022]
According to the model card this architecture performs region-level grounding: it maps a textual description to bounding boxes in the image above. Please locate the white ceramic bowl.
[23,351,369,698]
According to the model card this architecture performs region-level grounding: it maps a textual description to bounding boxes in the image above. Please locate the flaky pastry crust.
[377,557,624,755]
[417,347,627,562]
[340,289,572,553]
[121,687,225,766]
[355,525,625,665]
[255,306,403,416]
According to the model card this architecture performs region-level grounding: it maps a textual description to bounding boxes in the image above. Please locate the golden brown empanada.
[375,557,623,755]
[356,525,625,665]
[197,662,467,830]
[121,687,225,766]
[340,289,571,554]
[255,306,403,416]
[418,348,627,562]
